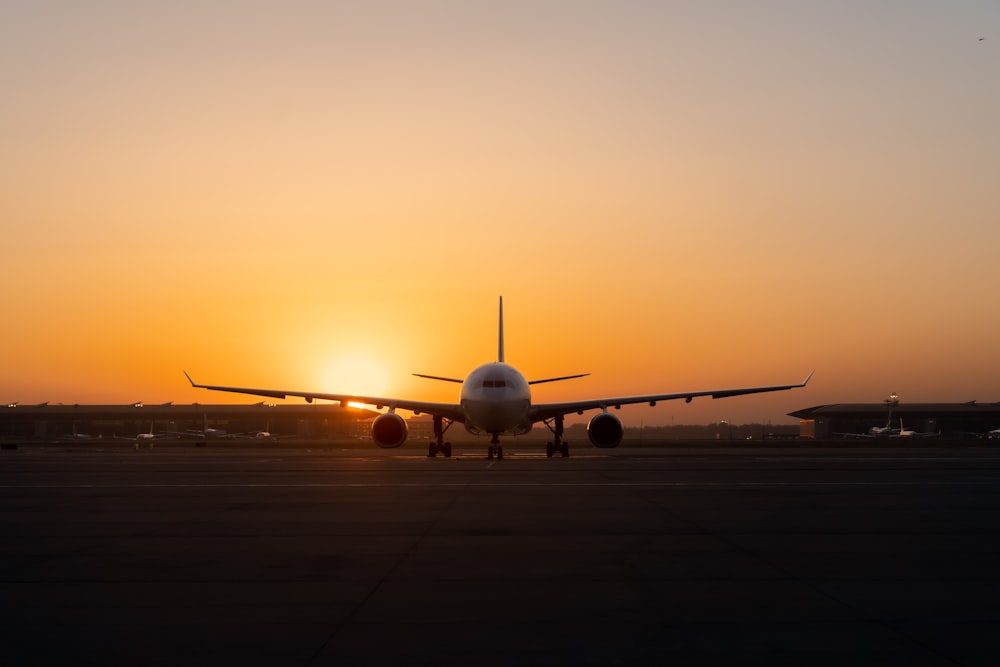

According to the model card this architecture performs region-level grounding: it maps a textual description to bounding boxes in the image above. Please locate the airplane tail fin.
[498,296,505,363]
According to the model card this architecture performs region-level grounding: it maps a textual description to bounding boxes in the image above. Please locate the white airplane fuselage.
[460,362,532,436]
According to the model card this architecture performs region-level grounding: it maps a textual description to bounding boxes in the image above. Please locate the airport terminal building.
[0,402,380,442]
[790,401,1000,438]
[4,399,1000,442]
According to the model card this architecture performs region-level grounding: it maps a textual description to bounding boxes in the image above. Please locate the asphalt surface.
[2,442,1000,665]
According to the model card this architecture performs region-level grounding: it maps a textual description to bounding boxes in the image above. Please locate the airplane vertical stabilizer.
[498,296,505,364]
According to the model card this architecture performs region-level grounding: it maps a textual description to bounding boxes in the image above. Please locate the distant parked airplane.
[842,412,900,438]
[233,421,287,441]
[59,423,95,441]
[171,414,228,439]
[186,298,812,459]
[117,421,175,442]
[892,419,939,439]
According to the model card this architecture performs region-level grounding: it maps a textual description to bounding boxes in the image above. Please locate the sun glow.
[321,354,391,399]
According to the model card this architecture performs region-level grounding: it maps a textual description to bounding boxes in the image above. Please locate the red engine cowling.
[371,413,408,448]
[587,413,623,448]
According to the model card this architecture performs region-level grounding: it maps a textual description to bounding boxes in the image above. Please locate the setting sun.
[321,354,391,400]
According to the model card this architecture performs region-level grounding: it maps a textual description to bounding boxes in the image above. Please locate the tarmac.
[2,441,1000,665]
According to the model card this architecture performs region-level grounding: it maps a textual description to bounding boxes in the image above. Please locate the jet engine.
[587,412,623,448]
[371,413,408,448]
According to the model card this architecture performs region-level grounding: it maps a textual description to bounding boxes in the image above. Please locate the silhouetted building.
[790,401,1000,438]
[0,403,375,441]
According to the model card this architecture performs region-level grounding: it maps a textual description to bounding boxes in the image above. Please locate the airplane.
[839,416,941,440]
[859,413,900,437]
[233,422,286,441]
[868,393,905,436]
[116,421,175,442]
[253,427,277,440]
[834,399,899,438]
[173,414,229,440]
[58,423,96,441]
[891,419,939,439]
[185,297,813,459]
[893,418,916,438]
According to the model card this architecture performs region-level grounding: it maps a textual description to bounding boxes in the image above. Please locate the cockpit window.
[482,379,507,388]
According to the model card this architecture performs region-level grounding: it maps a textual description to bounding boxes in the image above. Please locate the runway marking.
[755,456,1000,463]
[3,480,1000,489]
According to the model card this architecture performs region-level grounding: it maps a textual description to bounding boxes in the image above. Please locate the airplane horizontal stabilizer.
[527,373,590,385]
[413,374,464,383]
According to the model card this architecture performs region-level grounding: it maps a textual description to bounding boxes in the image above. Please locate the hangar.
[789,399,1000,438]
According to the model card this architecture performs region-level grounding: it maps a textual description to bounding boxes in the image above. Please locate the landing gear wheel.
[431,416,455,459]
[488,446,495,460]
[544,416,568,460]
[488,432,502,460]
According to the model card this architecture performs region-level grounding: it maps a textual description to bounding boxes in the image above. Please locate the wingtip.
[183,371,195,386]
[803,370,815,386]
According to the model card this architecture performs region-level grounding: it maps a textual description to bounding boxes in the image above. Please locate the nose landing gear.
[487,432,503,460]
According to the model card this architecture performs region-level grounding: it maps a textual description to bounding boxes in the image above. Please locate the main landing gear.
[487,432,503,460]
[427,415,453,458]
[544,415,569,458]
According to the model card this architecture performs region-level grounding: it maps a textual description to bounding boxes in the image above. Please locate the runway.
[3,443,1000,665]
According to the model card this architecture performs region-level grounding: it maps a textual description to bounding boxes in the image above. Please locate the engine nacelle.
[587,412,623,448]
[371,413,408,448]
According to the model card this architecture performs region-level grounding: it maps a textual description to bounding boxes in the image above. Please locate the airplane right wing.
[529,372,814,423]
[184,372,467,423]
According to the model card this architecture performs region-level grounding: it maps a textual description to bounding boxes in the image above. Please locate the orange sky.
[2,2,998,425]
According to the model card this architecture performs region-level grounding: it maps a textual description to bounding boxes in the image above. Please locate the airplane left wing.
[184,372,466,423]
[529,372,814,423]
